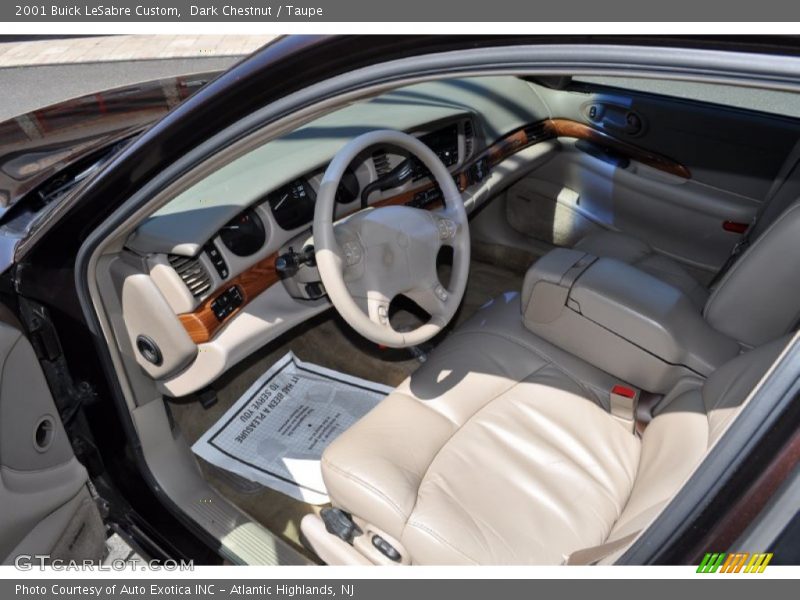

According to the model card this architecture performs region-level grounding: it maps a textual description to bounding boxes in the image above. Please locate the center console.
[521,248,740,393]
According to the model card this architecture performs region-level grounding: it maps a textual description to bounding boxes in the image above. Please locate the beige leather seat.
[320,294,787,564]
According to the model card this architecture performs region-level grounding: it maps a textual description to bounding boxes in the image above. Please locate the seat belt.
[763,137,800,208]
[710,137,800,287]
[635,391,663,436]
[564,530,641,565]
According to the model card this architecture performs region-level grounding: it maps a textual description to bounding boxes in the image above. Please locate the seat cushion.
[321,293,641,564]
[402,383,640,564]
[576,230,709,309]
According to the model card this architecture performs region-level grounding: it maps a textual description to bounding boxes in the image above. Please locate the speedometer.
[218,208,266,257]
[267,178,316,230]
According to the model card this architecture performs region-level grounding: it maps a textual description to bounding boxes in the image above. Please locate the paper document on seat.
[192,352,392,504]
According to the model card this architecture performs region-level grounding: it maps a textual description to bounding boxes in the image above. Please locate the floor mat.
[191,351,392,504]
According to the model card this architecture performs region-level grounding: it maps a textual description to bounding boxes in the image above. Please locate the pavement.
[0,35,277,121]
[103,532,147,566]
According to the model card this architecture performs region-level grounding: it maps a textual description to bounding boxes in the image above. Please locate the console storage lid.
[522,249,740,393]
[570,258,741,375]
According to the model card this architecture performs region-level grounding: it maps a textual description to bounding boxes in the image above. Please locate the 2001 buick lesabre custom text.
[16,4,181,16]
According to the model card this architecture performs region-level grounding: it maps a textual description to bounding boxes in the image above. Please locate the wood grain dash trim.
[544,118,691,179]
[178,252,279,344]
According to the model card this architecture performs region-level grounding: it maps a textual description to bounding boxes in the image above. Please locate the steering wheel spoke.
[406,281,450,323]
[366,294,393,329]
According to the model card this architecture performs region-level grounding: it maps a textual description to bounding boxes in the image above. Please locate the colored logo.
[697,552,773,573]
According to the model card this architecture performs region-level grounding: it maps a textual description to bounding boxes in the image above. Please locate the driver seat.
[311,292,786,564]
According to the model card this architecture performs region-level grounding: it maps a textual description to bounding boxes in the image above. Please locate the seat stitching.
[512,401,639,506]
[329,326,619,559]
[400,362,552,539]
[394,390,460,428]
[405,520,481,564]
[405,371,634,561]
[408,361,551,501]
[603,440,644,540]
[321,458,407,519]
[402,354,629,559]
[445,329,604,405]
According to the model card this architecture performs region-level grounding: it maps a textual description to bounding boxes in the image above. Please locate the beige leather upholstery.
[703,201,800,348]
[321,294,787,564]
[575,230,709,309]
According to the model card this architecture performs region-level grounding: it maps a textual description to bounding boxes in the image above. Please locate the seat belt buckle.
[610,384,638,431]
[722,220,750,234]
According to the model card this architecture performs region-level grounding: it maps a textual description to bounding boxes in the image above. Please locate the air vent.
[463,120,474,157]
[372,150,391,177]
[524,121,551,144]
[168,254,212,298]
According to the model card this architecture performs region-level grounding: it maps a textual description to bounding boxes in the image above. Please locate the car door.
[0,310,106,565]
[502,77,800,279]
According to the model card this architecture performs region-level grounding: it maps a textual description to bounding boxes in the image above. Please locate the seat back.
[703,200,800,348]
[752,159,800,241]
[606,335,789,542]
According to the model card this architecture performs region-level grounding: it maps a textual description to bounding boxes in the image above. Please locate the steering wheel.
[313,130,470,348]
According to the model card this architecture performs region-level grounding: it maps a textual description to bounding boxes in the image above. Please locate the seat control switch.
[320,507,362,544]
[372,534,401,562]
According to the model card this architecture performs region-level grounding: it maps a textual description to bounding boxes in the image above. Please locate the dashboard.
[132,113,486,339]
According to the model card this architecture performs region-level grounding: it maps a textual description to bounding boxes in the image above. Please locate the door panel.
[504,81,800,272]
[510,143,759,271]
[0,318,105,564]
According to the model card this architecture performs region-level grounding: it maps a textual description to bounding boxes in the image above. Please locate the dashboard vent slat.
[372,150,391,177]
[464,120,474,157]
[168,254,212,298]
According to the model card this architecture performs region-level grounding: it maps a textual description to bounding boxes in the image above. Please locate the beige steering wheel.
[313,130,470,348]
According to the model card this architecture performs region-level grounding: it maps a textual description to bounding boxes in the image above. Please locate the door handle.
[585,103,644,136]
